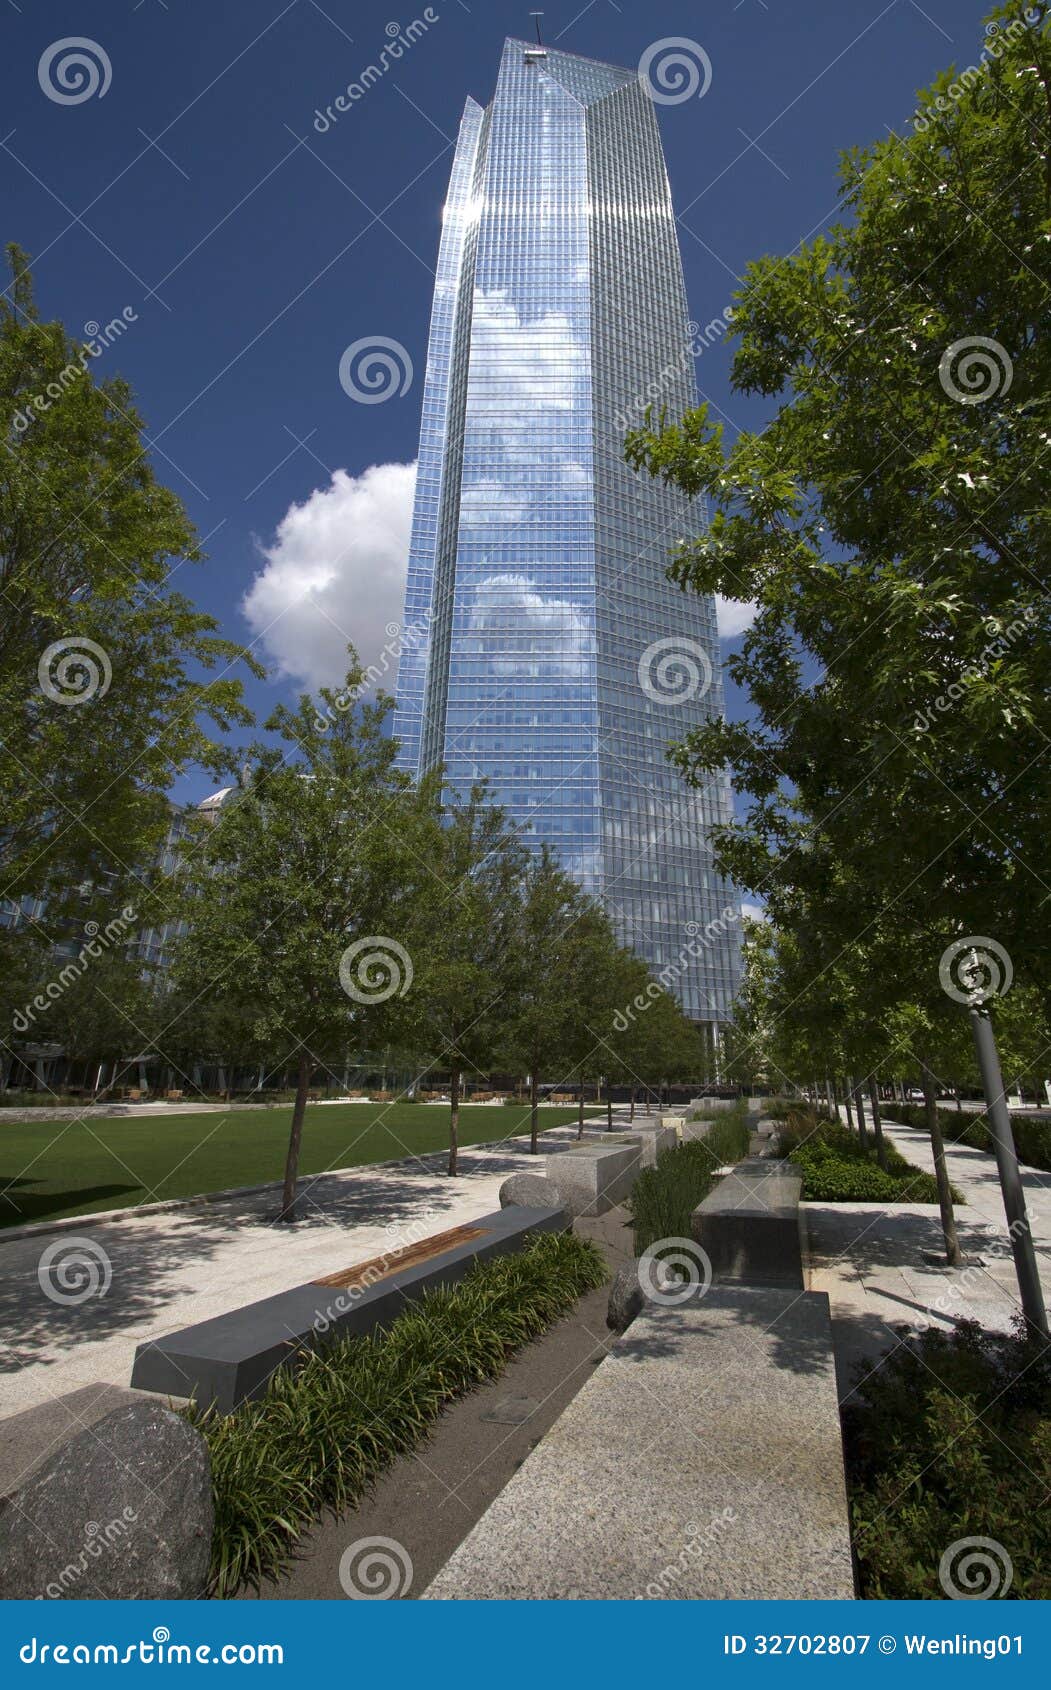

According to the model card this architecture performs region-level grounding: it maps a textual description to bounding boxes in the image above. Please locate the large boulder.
[606,1259,674,1333]
[0,1402,213,1599]
[499,1173,563,1211]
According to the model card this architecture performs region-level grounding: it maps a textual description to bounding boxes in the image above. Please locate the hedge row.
[882,1104,1051,1174]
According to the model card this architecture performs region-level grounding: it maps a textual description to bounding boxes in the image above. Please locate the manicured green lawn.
[0,1103,596,1228]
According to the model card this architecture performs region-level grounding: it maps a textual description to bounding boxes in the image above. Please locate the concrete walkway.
[0,1141,552,1423]
[807,1119,1051,1400]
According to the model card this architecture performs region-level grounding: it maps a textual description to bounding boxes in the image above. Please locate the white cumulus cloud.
[242,461,417,692]
[715,595,758,640]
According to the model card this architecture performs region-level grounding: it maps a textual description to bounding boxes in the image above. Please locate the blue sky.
[2,0,992,799]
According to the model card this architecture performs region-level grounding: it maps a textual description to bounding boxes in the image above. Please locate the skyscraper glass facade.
[394,39,741,1026]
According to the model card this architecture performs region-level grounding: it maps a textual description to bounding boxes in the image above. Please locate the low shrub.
[882,1103,1051,1174]
[189,1230,607,1596]
[629,1107,751,1254]
[777,1113,956,1205]
[845,1320,1051,1598]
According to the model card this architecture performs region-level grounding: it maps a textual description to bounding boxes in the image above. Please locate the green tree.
[165,664,432,1218]
[406,790,527,1176]
[0,245,260,918]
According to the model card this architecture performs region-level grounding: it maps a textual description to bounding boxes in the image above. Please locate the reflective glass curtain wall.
[394,40,741,1027]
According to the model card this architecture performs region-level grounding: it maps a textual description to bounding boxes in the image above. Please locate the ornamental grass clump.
[188,1229,606,1597]
[628,1106,751,1255]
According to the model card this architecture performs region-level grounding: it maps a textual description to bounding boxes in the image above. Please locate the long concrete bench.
[692,1158,805,1289]
[424,1284,854,1601]
[130,1204,566,1413]
[544,1139,643,1216]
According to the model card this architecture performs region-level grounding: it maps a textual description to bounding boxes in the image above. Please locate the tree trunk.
[448,1066,461,1176]
[577,1087,586,1140]
[853,1079,868,1151]
[629,1084,636,1122]
[529,1069,539,1155]
[279,1050,311,1221]
[921,1060,962,1266]
[842,1079,855,1131]
[607,1087,613,1131]
[868,1076,888,1170]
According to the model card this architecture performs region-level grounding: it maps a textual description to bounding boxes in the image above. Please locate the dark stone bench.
[131,1204,567,1414]
[691,1158,805,1288]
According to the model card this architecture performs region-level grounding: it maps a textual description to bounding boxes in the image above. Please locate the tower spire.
[530,11,544,45]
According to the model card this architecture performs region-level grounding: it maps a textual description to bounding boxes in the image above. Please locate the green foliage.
[625,2,1051,1097]
[778,1114,956,1204]
[884,1104,1051,1173]
[846,1319,1051,1599]
[0,245,260,917]
[189,1231,607,1596]
[628,1107,751,1254]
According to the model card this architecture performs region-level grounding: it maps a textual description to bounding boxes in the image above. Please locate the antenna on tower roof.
[530,11,544,45]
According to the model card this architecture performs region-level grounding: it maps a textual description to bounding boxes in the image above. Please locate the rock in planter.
[499,1173,563,1211]
[606,1259,674,1333]
[0,1402,212,1600]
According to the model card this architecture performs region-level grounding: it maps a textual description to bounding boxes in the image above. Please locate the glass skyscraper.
[394,38,741,1029]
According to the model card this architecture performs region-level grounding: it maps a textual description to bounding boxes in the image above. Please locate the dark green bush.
[845,1320,1051,1599]
[629,1107,751,1253]
[189,1230,607,1596]
[778,1114,955,1204]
